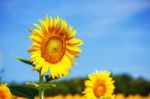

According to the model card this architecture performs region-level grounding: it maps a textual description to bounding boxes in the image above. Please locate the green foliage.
[16,57,34,67]
[16,57,39,72]
[45,78,86,96]
[9,74,150,97]
[8,84,38,99]
[113,74,150,96]
[45,75,150,96]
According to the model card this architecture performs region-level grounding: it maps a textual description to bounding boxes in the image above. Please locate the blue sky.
[0,0,150,83]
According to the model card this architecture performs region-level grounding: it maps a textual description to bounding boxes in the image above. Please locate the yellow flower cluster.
[32,94,150,99]
[35,94,85,99]
[115,93,150,99]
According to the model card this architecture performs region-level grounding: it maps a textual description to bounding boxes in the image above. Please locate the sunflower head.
[0,84,12,99]
[83,71,115,99]
[29,16,83,78]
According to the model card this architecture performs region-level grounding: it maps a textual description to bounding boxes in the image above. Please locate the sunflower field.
[1,15,150,99]
[0,1,150,99]
[1,73,150,99]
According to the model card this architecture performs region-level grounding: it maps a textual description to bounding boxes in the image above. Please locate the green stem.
[39,88,44,99]
[39,72,44,99]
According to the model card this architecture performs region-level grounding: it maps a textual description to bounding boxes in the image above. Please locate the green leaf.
[16,56,34,67]
[26,82,39,89]
[8,85,38,99]
[26,82,56,90]
[16,56,40,72]
[38,83,56,89]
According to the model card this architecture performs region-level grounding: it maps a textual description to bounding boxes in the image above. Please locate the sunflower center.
[41,36,66,63]
[93,82,106,98]
[46,38,62,55]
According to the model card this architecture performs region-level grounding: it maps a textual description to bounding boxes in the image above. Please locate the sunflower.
[83,71,115,99]
[29,16,83,78]
[0,84,12,99]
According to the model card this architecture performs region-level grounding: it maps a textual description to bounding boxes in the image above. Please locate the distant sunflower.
[0,84,12,99]
[83,71,115,99]
[29,16,83,78]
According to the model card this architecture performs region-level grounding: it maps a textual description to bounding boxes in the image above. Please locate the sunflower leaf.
[16,56,34,66]
[38,83,56,89]
[8,85,38,99]
[16,57,40,72]
[26,82,39,89]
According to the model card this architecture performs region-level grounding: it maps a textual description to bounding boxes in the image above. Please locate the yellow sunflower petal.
[61,20,68,30]
[50,63,62,78]
[66,45,81,52]
[55,20,67,35]
[65,51,74,58]
[85,80,94,87]
[33,58,44,70]
[66,49,79,58]
[67,29,76,38]
[29,35,42,43]
[45,15,49,26]
[31,42,40,48]
[49,64,59,78]
[41,63,49,75]
[61,55,72,69]
[31,29,44,38]
[34,23,42,30]
[49,16,53,28]
[39,19,48,33]
[53,16,59,29]
[67,38,83,46]
[28,48,40,53]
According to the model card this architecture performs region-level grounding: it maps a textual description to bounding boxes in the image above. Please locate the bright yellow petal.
[61,55,72,69]
[41,62,49,75]
[33,58,44,70]
[39,19,48,33]
[34,23,42,30]
[29,35,42,43]
[53,16,59,29]
[45,15,49,25]
[31,29,44,38]
[66,45,81,52]
[67,29,76,38]
[67,38,83,46]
